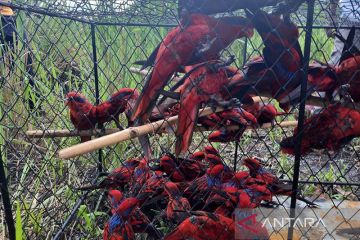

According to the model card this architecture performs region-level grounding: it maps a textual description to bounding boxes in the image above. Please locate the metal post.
[0,149,15,240]
[233,38,248,172]
[91,23,103,173]
[288,0,315,239]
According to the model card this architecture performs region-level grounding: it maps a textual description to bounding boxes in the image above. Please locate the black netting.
[0,0,360,239]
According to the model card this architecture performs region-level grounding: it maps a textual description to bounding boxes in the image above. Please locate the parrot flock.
[63,2,360,239]
[83,146,316,240]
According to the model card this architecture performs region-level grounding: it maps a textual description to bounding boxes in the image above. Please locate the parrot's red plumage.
[77,158,141,191]
[184,164,224,208]
[103,198,139,240]
[228,10,303,110]
[66,92,97,142]
[164,211,234,240]
[243,157,278,184]
[96,88,139,128]
[131,13,253,123]
[164,181,191,223]
[108,190,124,214]
[280,104,360,155]
[244,102,285,125]
[175,62,230,155]
[336,55,360,102]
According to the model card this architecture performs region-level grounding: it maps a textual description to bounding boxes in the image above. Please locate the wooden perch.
[58,103,297,160]
[26,128,120,139]
[58,107,228,159]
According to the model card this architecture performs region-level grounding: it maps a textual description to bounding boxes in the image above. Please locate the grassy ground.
[0,6,359,240]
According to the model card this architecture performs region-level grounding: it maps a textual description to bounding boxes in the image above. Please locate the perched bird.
[164,211,234,240]
[130,159,152,194]
[65,92,97,142]
[175,60,239,155]
[243,102,286,126]
[76,158,141,191]
[131,13,253,123]
[244,157,317,206]
[228,10,303,110]
[280,104,360,155]
[207,107,257,143]
[108,190,124,214]
[336,55,360,102]
[184,164,224,208]
[152,153,205,182]
[208,108,256,142]
[103,198,139,240]
[96,88,139,128]
[164,181,191,223]
[285,61,338,103]
[243,157,278,184]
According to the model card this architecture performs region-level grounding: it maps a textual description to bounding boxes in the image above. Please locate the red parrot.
[189,150,206,161]
[76,158,141,191]
[243,157,318,206]
[285,61,338,103]
[65,92,97,142]
[221,171,250,193]
[205,153,234,182]
[228,10,303,109]
[243,157,278,184]
[131,13,253,123]
[204,146,220,156]
[164,211,234,240]
[243,102,286,125]
[184,164,224,208]
[108,190,124,214]
[198,112,223,129]
[130,159,152,194]
[154,153,206,182]
[164,181,191,223]
[336,55,360,102]
[280,104,360,155]
[106,189,162,238]
[207,107,257,143]
[103,198,139,240]
[175,61,231,155]
[96,88,139,128]
[156,154,185,182]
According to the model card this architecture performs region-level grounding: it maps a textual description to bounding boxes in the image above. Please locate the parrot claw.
[337,84,355,104]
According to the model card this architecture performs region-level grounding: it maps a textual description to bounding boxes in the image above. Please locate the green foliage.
[15,201,24,240]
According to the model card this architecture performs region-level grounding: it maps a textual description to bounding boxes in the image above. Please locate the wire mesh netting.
[0,0,360,239]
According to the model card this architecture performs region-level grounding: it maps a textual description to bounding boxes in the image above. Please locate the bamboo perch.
[27,119,297,139]
[27,96,269,139]
[58,107,226,159]
[58,104,297,159]
[26,128,120,139]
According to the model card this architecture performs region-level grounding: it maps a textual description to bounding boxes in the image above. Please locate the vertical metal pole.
[233,38,248,172]
[91,23,103,173]
[0,149,15,240]
[288,1,315,239]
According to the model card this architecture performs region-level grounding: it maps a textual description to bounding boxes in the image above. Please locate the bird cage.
[0,0,359,239]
